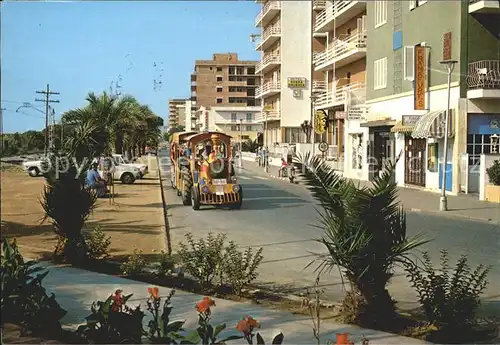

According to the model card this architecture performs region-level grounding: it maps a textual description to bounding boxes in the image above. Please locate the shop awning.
[390,121,414,133]
[411,110,455,139]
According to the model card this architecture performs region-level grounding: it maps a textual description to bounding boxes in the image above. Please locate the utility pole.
[35,84,59,156]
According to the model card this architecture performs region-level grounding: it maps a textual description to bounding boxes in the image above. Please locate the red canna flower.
[196,296,216,313]
[110,289,124,312]
[236,316,260,335]
[148,287,160,300]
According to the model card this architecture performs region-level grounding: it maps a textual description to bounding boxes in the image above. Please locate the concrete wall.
[280,0,313,128]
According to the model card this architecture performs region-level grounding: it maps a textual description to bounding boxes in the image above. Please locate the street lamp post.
[239,118,243,168]
[264,110,269,173]
[439,59,457,212]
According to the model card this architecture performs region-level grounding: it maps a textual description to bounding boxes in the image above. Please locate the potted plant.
[485,159,500,202]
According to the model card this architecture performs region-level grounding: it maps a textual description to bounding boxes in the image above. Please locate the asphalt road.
[158,152,499,316]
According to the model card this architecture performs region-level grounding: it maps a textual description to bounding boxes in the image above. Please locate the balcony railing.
[255,1,281,27]
[315,0,366,32]
[255,24,281,50]
[256,110,281,122]
[256,53,281,73]
[312,80,328,92]
[313,0,327,10]
[313,31,366,68]
[315,82,365,108]
[256,81,281,97]
[467,60,500,89]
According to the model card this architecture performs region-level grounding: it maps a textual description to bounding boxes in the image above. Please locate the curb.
[156,155,173,255]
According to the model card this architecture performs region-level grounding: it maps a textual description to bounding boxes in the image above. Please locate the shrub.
[83,225,111,260]
[120,249,147,275]
[222,241,264,296]
[178,232,226,285]
[77,289,144,344]
[405,249,491,331]
[156,250,175,276]
[1,238,67,336]
[486,159,500,185]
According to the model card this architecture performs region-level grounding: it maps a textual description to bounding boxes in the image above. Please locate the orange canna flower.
[196,296,216,313]
[236,316,260,335]
[148,287,160,300]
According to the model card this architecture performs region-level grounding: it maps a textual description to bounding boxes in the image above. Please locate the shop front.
[465,113,500,193]
[360,119,396,181]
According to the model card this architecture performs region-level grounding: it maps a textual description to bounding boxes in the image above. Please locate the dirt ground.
[1,170,167,261]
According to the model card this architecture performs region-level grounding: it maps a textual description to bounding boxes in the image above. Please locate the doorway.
[368,128,395,180]
[404,136,426,187]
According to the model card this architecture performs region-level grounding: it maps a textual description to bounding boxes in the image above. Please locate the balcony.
[314,0,366,33]
[313,32,367,71]
[469,0,500,13]
[256,53,281,74]
[215,118,260,125]
[256,81,281,98]
[313,0,327,10]
[255,25,281,51]
[255,1,281,27]
[315,82,365,109]
[256,110,281,122]
[467,60,500,99]
[312,80,328,93]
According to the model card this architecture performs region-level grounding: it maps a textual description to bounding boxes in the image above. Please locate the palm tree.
[296,152,429,327]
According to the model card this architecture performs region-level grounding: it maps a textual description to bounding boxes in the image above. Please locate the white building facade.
[183,100,197,131]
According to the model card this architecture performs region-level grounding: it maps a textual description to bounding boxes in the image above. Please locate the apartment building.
[255,1,313,153]
[312,0,367,167]
[168,98,188,128]
[196,106,263,141]
[357,0,500,196]
[190,53,261,111]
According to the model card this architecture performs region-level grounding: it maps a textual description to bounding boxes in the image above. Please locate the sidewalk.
[240,156,500,224]
[40,263,427,344]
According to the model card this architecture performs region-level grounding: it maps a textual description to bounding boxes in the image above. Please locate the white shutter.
[403,46,415,81]
[409,0,417,10]
[382,58,387,88]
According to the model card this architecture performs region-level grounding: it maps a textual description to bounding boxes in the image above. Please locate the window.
[427,143,438,172]
[242,135,250,140]
[231,113,237,122]
[284,128,300,144]
[403,46,415,81]
[229,86,244,92]
[216,97,223,104]
[216,67,222,72]
[246,112,253,121]
[247,67,255,75]
[467,134,494,166]
[246,125,252,131]
[374,1,387,28]
[216,86,223,92]
[229,76,244,81]
[229,97,246,103]
[231,125,237,131]
[374,57,387,90]
[216,76,223,82]
[410,0,427,10]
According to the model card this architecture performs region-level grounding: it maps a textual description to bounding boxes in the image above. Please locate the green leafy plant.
[156,250,175,276]
[145,287,188,344]
[1,238,67,336]
[40,154,98,264]
[178,233,226,285]
[486,159,500,185]
[83,225,111,260]
[120,249,147,275]
[188,296,243,345]
[77,289,145,344]
[222,242,264,296]
[296,152,429,326]
[405,249,491,332]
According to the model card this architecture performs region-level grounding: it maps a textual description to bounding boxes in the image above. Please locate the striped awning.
[411,110,455,139]
[390,121,414,133]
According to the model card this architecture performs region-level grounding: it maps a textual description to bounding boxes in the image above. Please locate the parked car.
[22,157,49,177]
[111,154,148,178]
[97,157,142,184]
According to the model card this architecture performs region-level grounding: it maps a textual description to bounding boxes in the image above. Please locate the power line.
[35,84,59,155]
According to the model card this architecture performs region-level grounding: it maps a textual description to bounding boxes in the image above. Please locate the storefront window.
[467,134,493,166]
[427,143,438,172]
[351,134,363,170]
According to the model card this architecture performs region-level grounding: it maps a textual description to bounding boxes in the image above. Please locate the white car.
[97,157,142,184]
[22,158,48,177]
[112,154,148,178]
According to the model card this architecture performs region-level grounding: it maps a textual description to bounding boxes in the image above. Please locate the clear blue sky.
[1,1,260,133]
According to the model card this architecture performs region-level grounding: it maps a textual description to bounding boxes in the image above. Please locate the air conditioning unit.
[292,89,302,98]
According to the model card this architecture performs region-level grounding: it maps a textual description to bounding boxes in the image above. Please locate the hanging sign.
[314,110,327,134]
